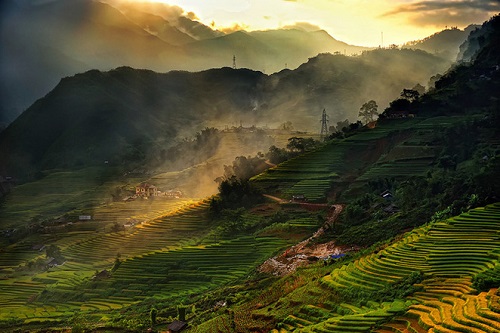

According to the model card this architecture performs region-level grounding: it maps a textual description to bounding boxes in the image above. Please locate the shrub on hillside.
[472,265,500,291]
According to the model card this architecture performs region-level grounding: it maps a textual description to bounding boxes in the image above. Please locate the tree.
[358,100,379,124]
[280,121,294,131]
[400,89,420,102]
[266,145,289,164]
[383,98,411,117]
[150,307,157,326]
[334,119,350,133]
[45,245,64,261]
[412,83,425,96]
[286,137,319,153]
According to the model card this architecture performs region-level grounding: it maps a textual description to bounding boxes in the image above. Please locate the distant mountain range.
[0,46,451,179]
[0,0,475,126]
[402,25,479,61]
[0,0,367,126]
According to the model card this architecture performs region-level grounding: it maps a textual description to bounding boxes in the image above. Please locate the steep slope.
[1,0,453,126]
[106,0,225,41]
[0,67,265,177]
[403,25,478,61]
[0,0,182,125]
[0,48,451,179]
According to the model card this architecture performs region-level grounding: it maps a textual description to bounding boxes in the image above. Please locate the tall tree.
[401,88,420,102]
[359,100,379,124]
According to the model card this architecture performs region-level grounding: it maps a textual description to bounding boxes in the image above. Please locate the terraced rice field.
[323,204,500,291]
[0,167,114,229]
[376,280,500,333]
[253,139,361,202]
[0,198,301,324]
[0,200,211,321]
[268,203,500,333]
[253,116,471,202]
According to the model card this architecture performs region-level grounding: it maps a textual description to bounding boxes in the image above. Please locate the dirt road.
[259,203,344,276]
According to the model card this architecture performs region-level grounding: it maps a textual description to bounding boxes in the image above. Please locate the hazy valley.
[0,2,499,332]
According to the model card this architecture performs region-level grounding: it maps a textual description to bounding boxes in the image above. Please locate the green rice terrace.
[0,113,498,332]
[252,115,481,201]
[195,204,500,333]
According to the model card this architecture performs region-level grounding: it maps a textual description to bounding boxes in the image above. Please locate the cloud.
[218,22,250,33]
[382,0,500,26]
[282,21,322,31]
[186,11,199,20]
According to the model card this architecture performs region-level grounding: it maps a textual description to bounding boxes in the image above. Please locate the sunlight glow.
[106,0,497,46]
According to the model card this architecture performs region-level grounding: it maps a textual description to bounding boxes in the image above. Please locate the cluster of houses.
[123,183,183,201]
[31,244,66,268]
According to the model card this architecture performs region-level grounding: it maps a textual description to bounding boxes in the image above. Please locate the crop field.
[0,196,311,324]
[353,116,475,183]
[252,115,477,203]
[0,167,114,229]
[252,140,356,202]
[248,203,500,333]
[323,204,500,292]
[376,279,500,333]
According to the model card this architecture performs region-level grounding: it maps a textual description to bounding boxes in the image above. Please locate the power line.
[320,108,329,140]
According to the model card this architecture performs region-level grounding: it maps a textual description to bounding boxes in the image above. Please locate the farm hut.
[164,190,183,199]
[291,194,306,202]
[380,190,393,200]
[47,257,65,268]
[93,269,111,280]
[167,320,187,333]
[384,204,400,214]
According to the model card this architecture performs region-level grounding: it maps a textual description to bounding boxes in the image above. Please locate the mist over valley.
[1,1,499,332]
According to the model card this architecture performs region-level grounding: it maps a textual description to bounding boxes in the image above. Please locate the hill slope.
[403,25,478,61]
[0,12,498,333]
[0,0,369,125]
[0,48,450,180]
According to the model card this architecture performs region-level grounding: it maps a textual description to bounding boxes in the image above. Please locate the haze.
[113,0,500,46]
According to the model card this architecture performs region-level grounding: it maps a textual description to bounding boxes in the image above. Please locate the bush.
[472,266,500,291]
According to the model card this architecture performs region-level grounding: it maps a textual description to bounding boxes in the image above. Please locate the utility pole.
[320,109,329,140]
[233,55,236,69]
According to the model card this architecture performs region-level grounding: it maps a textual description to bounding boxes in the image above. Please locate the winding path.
[259,199,344,276]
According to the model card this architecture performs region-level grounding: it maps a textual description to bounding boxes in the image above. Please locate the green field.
[216,204,500,333]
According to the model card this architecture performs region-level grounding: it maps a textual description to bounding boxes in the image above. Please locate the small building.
[384,204,400,214]
[93,269,111,280]
[79,215,92,221]
[47,257,65,268]
[167,320,187,333]
[380,190,393,200]
[164,190,183,199]
[135,183,158,197]
[291,194,307,202]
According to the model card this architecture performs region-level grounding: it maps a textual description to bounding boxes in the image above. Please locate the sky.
[136,0,500,46]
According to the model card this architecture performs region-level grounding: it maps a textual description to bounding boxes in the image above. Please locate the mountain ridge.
[0,47,451,179]
[0,0,465,126]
